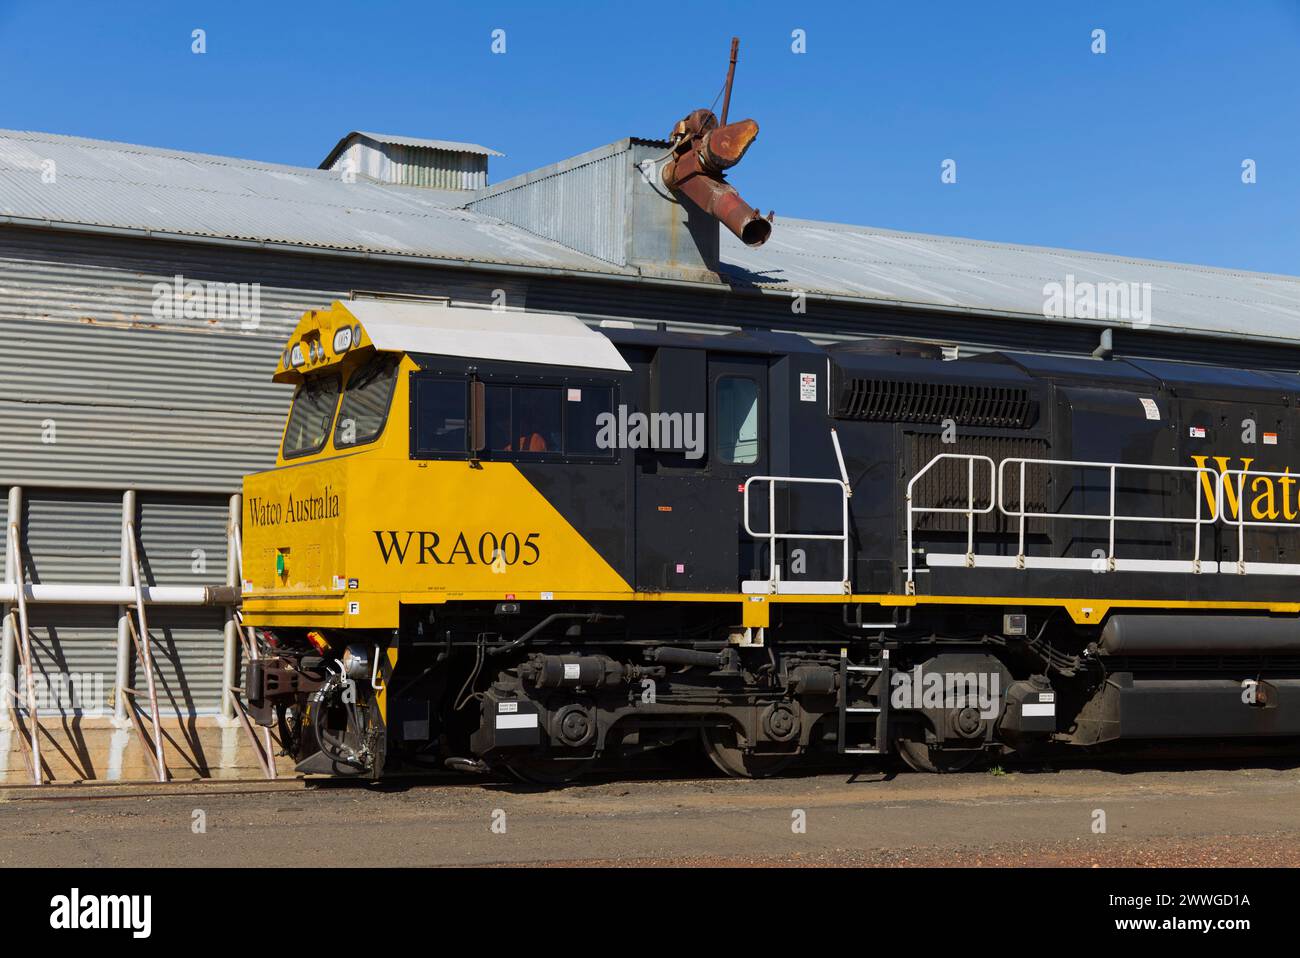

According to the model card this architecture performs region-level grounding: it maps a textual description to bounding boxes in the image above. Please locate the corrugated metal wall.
[466,143,630,267]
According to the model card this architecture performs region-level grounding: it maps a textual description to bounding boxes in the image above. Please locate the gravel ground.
[3,758,1300,867]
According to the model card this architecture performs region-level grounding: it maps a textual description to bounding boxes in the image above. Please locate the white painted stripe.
[1022,703,1056,717]
[496,714,538,730]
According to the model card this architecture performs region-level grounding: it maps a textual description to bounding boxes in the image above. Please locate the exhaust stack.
[661,40,772,247]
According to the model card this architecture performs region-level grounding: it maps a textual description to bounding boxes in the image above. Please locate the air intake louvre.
[836,378,1035,428]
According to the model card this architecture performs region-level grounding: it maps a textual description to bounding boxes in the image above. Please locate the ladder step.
[846,707,880,713]
[846,665,882,673]
[844,748,881,754]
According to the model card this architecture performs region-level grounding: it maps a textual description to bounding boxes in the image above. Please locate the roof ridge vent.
[320,131,502,190]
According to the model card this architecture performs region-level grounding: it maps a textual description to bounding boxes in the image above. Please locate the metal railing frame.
[998,457,1215,571]
[0,484,259,782]
[742,429,853,595]
[1219,469,1300,575]
[902,453,1300,589]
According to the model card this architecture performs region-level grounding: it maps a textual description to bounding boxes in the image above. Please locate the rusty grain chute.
[661,107,772,247]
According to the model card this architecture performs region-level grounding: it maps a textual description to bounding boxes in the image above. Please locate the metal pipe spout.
[662,109,772,247]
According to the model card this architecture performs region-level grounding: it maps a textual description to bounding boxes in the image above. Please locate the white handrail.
[904,454,996,593]
[996,458,1217,572]
[1218,469,1300,574]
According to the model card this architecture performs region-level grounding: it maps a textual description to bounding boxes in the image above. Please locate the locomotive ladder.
[836,647,890,755]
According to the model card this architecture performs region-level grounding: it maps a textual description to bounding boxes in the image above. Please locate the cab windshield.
[282,373,340,459]
[335,354,399,448]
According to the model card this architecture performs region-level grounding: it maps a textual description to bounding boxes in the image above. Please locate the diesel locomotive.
[239,298,1300,780]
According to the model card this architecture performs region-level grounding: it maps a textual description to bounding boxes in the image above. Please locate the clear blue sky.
[1,0,1297,274]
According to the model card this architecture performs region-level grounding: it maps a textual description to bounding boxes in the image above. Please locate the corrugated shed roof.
[0,129,617,274]
[1,128,1299,345]
[320,131,503,168]
[718,219,1300,343]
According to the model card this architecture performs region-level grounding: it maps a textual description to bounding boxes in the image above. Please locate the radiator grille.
[837,378,1035,428]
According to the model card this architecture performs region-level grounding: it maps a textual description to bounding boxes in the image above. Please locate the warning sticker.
[800,372,817,402]
[1265,432,1278,445]
[1189,426,1206,439]
[1140,397,1160,421]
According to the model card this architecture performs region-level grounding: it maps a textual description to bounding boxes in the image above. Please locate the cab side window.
[482,382,614,459]
[716,376,759,464]
[412,378,467,454]
[508,386,563,454]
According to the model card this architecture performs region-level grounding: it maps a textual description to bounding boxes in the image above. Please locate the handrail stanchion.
[1237,473,1247,574]
[965,456,975,565]
[1108,465,1117,571]
[1018,460,1027,567]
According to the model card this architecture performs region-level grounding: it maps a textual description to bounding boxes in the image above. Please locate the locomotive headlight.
[342,644,371,682]
[289,343,305,367]
[332,326,354,353]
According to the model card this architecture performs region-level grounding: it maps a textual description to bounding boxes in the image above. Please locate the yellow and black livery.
[240,299,1300,780]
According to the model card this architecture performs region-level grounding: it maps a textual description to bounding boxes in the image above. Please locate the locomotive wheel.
[701,726,799,778]
[502,755,597,786]
[896,738,981,774]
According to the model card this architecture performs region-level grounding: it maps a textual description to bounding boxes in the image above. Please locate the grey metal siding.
[467,144,629,266]
[0,228,531,491]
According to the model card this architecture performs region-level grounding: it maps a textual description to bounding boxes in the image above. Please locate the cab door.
[634,353,768,592]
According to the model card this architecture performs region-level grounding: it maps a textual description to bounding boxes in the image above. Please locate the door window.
[717,376,760,464]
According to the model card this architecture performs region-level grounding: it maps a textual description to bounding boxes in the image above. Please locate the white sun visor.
[343,300,630,372]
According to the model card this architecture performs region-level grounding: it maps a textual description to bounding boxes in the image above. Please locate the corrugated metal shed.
[1,128,1298,345]
[0,129,615,272]
[719,220,1300,346]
